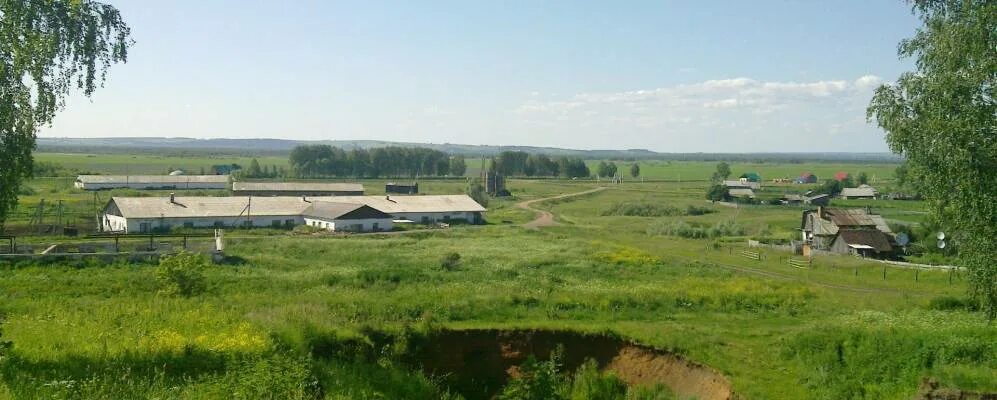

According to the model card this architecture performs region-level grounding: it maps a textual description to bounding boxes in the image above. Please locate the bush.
[601,202,682,217]
[156,251,209,297]
[440,252,461,271]
[928,296,977,311]
[646,220,744,239]
[568,359,627,400]
[16,185,36,196]
[498,354,566,400]
[684,205,715,216]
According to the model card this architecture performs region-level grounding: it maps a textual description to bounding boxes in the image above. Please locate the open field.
[1,175,991,399]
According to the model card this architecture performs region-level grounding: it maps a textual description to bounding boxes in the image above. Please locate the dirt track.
[517,187,607,229]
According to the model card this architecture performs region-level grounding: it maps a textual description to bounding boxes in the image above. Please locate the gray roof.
[232,182,364,192]
[723,180,760,190]
[318,195,487,213]
[77,175,229,184]
[841,186,878,198]
[303,203,393,220]
[106,194,485,219]
[728,188,755,198]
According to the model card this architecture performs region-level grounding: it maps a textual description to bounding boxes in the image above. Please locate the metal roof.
[303,203,392,220]
[722,180,760,189]
[321,195,487,213]
[841,186,878,198]
[232,182,364,192]
[837,229,894,252]
[728,188,755,198]
[106,194,485,219]
[77,175,229,184]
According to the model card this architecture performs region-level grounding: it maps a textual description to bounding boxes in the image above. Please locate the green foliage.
[467,179,489,207]
[440,252,461,271]
[597,162,618,178]
[155,251,209,297]
[568,360,628,400]
[710,162,731,183]
[449,155,467,176]
[498,352,566,400]
[629,163,640,179]
[785,311,997,399]
[857,172,869,185]
[602,202,715,217]
[646,219,744,239]
[290,145,451,178]
[0,0,132,226]
[867,0,997,318]
[705,184,728,201]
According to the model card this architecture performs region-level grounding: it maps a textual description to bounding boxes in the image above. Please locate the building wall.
[105,214,303,233]
[233,190,364,197]
[81,182,228,190]
[303,217,393,232]
[393,211,480,224]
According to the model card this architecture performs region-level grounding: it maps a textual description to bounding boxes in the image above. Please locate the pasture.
[1,156,991,400]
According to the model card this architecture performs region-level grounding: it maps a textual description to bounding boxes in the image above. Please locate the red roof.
[834,171,850,181]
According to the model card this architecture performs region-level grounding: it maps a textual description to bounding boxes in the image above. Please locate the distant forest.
[287,145,466,178]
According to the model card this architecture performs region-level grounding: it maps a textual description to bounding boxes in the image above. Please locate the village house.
[75,175,229,190]
[101,194,486,233]
[800,207,895,258]
[231,182,364,196]
[840,184,879,200]
[723,179,761,190]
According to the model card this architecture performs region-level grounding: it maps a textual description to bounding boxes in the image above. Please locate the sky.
[39,1,922,152]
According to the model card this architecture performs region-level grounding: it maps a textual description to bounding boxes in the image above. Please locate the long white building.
[76,175,230,190]
[101,194,486,233]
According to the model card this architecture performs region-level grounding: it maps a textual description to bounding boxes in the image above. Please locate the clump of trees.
[240,158,285,179]
[596,161,618,178]
[491,151,590,178]
[289,145,461,178]
[867,0,996,317]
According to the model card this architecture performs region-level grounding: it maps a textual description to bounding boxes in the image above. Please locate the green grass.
[0,172,991,399]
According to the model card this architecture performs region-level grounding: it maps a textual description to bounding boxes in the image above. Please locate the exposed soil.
[410,329,734,400]
[517,187,606,229]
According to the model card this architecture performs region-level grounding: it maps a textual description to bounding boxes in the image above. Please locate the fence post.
[949,268,953,284]
[883,265,887,280]
[915,269,919,282]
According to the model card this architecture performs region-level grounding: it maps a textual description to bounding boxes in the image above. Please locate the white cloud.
[512,75,887,151]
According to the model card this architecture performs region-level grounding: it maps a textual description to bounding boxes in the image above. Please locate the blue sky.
[40,1,921,152]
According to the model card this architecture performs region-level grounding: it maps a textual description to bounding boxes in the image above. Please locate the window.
[183,222,194,228]
[372,222,379,231]
[285,219,294,227]
[242,220,253,228]
[214,221,224,228]
[271,220,282,228]
[421,216,430,224]
[139,222,151,233]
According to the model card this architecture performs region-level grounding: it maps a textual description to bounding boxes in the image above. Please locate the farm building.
[833,171,850,182]
[728,188,756,199]
[302,203,394,232]
[386,182,419,194]
[840,184,878,200]
[800,207,895,257]
[75,175,229,190]
[101,194,485,233]
[805,194,831,206]
[231,182,364,196]
[781,194,805,205]
[723,180,761,190]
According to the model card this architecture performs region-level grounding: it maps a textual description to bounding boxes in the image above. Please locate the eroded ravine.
[409,329,734,400]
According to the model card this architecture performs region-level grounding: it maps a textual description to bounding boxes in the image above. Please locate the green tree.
[705,184,728,201]
[449,155,467,176]
[466,179,488,207]
[711,162,731,183]
[246,158,263,178]
[605,162,618,178]
[0,1,132,228]
[867,0,996,318]
[857,172,869,185]
[596,161,610,178]
[629,163,640,179]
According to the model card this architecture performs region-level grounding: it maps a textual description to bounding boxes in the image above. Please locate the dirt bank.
[410,329,734,400]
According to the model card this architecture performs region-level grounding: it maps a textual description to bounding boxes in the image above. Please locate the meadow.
[1,155,992,400]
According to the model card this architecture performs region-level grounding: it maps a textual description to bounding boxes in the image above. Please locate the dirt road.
[517,187,606,229]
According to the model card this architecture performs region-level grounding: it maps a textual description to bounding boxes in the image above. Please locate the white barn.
[76,175,229,190]
[101,194,485,233]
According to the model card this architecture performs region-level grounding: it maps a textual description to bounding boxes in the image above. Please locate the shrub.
[928,296,976,311]
[601,202,682,217]
[156,251,208,297]
[440,252,461,271]
[16,185,36,196]
[646,220,744,239]
[498,354,566,400]
[684,205,715,216]
[568,359,627,400]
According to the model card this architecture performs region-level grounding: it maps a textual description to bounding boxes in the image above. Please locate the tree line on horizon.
[286,145,466,178]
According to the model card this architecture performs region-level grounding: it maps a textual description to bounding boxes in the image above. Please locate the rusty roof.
[837,229,894,252]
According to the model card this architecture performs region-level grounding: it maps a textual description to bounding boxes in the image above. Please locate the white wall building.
[76,175,229,190]
[101,194,485,233]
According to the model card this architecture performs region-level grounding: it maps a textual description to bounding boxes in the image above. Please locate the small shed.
[302,203,394,232]
[831,229,895,258]
[386,182,419,194]
[728,188,756,199]
[795,172,818,184]
[840,185,878,200]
